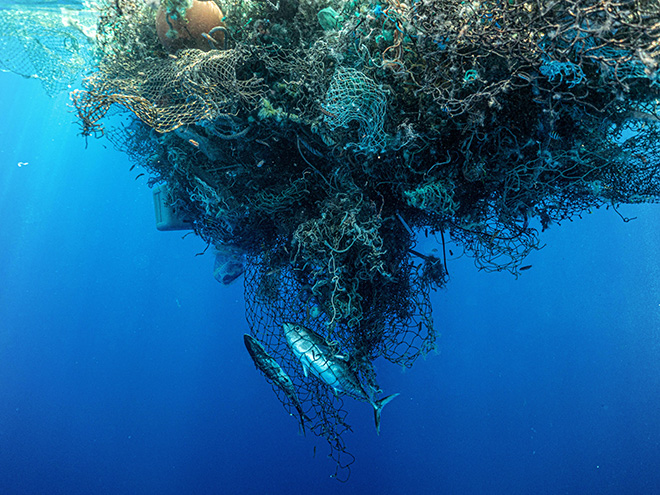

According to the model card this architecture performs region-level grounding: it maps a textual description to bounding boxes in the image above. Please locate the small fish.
[297,136,323,157]
[519,264,533,271]
[319,106,338,120]
[135,173,145,180]
[201,31,221,50]
[188,139,199,148]
[244,334,307,434]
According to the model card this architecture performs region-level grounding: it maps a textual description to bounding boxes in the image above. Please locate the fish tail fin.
[296,405,310,437]
[373,393,400,435]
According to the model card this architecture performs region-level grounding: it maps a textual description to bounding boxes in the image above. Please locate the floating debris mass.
[5,0,659,480]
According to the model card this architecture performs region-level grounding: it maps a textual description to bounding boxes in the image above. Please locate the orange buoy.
[156,0,226,51]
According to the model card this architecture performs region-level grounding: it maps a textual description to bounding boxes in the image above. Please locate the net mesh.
[74,47,267,134]
[322,67,388,153]
[0,5,95,96]
[244,241,434,479]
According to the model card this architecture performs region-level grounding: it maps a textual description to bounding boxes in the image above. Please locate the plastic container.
[153,184,193,231]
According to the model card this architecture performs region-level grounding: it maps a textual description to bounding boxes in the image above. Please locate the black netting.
[243,241,435,480]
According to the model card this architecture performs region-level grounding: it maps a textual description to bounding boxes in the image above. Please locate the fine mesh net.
[322,67,388,153]
[74,47,266,134]
[65,0,660,479]
[0,5,95,96]
[244,242,435,479]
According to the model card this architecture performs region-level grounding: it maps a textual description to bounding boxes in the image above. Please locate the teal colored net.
[0,4,95,96]
[322,67,388,153]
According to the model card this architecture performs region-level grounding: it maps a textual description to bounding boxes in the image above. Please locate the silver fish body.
[282,322,353,394]
[243,333,306,433]
[282,322,398,434]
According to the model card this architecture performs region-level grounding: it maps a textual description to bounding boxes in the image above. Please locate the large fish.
[243,334,306,434]
[282,322,399,434]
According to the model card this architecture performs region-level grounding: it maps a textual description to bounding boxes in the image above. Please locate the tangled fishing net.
[0,3,96,96]
[67,0,659,479]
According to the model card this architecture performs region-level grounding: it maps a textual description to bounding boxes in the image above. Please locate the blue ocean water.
[1,69,659,494]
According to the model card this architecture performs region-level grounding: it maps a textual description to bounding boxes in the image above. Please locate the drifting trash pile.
[69,0,659,479]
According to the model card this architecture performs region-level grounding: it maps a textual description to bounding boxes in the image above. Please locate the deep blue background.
[1,69,659,494]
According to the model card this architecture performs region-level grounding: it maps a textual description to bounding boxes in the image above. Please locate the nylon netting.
[74,47,266,134]
[322,67,388,153]
[0,5,95,96]
[244,241,435,479]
